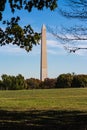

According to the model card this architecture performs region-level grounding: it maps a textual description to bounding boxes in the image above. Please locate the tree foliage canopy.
[0,0,57,51]
[0,73,87,90]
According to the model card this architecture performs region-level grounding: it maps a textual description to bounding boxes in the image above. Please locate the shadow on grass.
[0,110,87,130]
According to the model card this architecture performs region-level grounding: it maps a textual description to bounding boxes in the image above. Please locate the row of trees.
[0,74,56,90]
[56,73,87,88]
[0,74,25,90]
[0,73,87,90]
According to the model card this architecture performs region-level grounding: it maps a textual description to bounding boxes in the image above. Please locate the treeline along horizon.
[0,73,87,90]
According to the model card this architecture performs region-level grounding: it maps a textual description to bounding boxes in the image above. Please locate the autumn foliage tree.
[39,78,56,89]
[25,78,40,89]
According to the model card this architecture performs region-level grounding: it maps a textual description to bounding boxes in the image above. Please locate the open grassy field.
[0,88,87,130]
[0,88,87,111]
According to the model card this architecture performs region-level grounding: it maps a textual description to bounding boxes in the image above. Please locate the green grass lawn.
[0,88,87,111]
[0,88,87,130]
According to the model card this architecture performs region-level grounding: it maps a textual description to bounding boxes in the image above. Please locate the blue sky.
[0,0,87,79]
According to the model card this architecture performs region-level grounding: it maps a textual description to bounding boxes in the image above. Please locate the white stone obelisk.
[40,24,47,81]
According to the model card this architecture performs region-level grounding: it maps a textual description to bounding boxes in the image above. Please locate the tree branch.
[59,0,87,19]
[47,25,87,53]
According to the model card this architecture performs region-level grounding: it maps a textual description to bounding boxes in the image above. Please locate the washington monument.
[40,25,47,81]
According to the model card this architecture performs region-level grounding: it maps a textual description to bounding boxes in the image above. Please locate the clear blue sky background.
[0,0,87,79]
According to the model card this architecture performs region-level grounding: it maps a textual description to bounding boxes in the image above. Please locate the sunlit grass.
[0,88,87,111]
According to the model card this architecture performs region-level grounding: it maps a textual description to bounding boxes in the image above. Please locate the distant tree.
[39,78,56,89]
[9,76,17,90]
[1,74,25,90]
[25,78,40,89]
[71,74,87,88]
[0,80,3,90]
[0,0,57,51]
[15,74,25,89]
[1,74,10,90]
[56,73,73,88]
